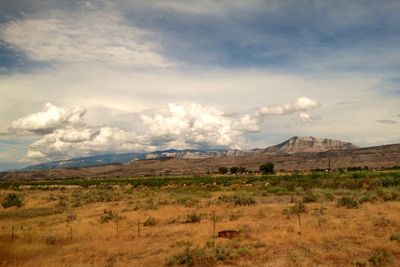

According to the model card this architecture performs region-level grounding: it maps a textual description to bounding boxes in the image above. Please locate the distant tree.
[230,166,239,174]
[238,167,247,174]
[260,162,274,175]
[218,167,229,174]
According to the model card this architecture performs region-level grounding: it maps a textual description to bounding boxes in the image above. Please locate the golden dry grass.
[0,185,400,267]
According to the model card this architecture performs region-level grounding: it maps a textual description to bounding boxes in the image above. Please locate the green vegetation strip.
[0,171,400,191]
[0,207,64,219]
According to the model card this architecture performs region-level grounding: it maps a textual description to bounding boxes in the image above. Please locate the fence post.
[11,226,15,241]
[137,219,140,237]
[116,221,119,239]
[212,212,216,235]
[297,211,302,235]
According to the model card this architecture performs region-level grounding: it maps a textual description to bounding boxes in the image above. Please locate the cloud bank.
[7,103,85,135]
[0,10,170,68]
[4,98,320,161]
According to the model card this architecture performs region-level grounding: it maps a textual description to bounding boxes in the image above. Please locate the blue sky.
[0,0,399,170]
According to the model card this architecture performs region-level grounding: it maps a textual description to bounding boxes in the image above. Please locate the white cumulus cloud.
[257,97,320,116]
[7,103,85,135]
[27,126,143,161]
[5,99,321,162]
[141,103,245,149]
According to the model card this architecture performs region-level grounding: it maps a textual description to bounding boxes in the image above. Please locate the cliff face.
[261,136,357,154]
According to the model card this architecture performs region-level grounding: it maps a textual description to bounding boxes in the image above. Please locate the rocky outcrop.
[260,136,357,154]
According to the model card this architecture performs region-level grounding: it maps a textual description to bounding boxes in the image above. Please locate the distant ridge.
[18,136,357,171]
[1,143,399,180]
[259,136,357,154]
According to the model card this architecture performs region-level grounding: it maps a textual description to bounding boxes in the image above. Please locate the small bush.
[166,242,252,266]
[0,207,63,219]
[142,198,159,210]
[218,194,255,205]
[56,196,68,209]
[176,197,199,207]
[368,248,394,266]
[264,186,289,195]
[358,193,378,204]
[99,210,125,224]
[390,232,400,242]
[218,167,228,174]
[73,190,121,206]
[217,195,231,203]
[144,216,157,226]
[323,192,335,202]
[233,194,255,206]
[337,197,359,208]
[166,247,214,267]
[186,212,201,223]
[353,259,368,267]
[302,192,317,203]
[1,193,23,208]
[377,188,400,201]
[229,167,239,174]
[282,202,307,216]
[65,213,77,223]
[214,245,231,261]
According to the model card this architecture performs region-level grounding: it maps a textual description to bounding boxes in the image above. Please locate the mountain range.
[1,136,399,180]
[21,136,357,171]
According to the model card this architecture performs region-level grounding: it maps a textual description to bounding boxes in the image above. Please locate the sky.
[0,0,399,170]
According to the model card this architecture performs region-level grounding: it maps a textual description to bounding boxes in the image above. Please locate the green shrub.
[218,167,228,174]
[282,202,307,216]
[218,193,255,205]
[186,212,201,223]
[142,198,159,210]
[0,207,62,219]
[264,186,289,195]
[1,193,23,208]
[166,242,251,266]
[176,197,199,207]
[302,192,317,203]
[323,192,335,201]
[214,245,231,261]
[233,194,255,206]
[358,193,378,204]
[56,196,68,209]
[144,216,157,226]
[377,188,400,201]
[260,162,274,174]
[353,259,368,267]
[99,210,124,224]
[166,247,214,267]
[389,232,400,242]
[229,167,239,174]
[337,196,359,208]
[368,248,394,266]
[73,190,121,206]
[217,195,231,203]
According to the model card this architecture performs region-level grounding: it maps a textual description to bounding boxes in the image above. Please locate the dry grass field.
[1,171,400,266]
